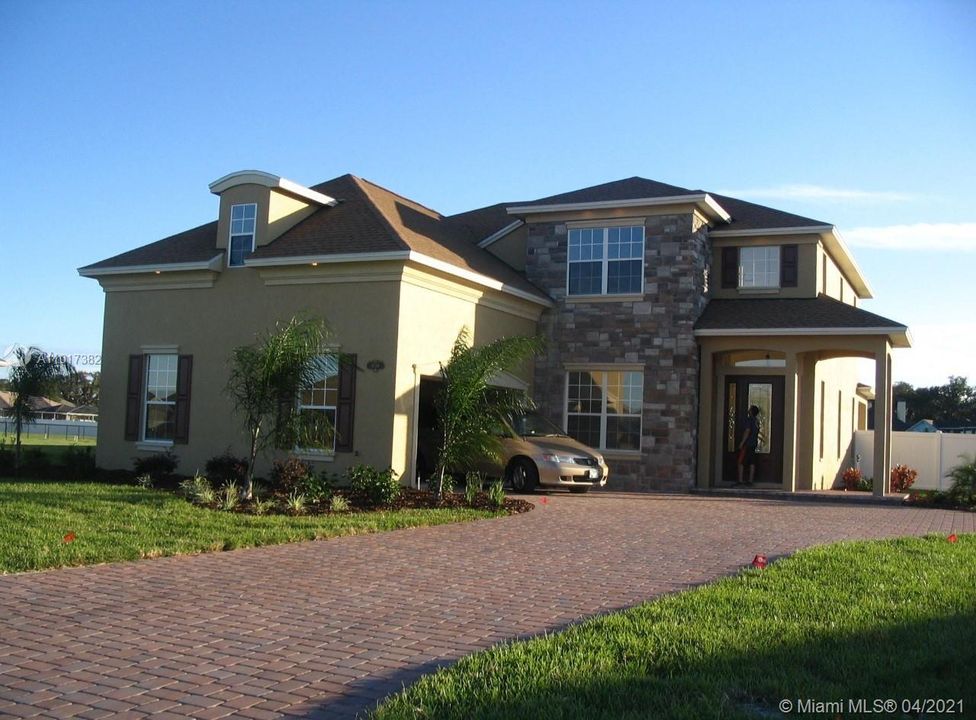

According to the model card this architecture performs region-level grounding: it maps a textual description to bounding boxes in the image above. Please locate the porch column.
[696,348,714,488]
[783,351,798,492]
[873,339,892,497]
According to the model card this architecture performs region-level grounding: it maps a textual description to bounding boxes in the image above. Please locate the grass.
[0,434,96,463]
[0,478,503,574]
[373,535,976,720]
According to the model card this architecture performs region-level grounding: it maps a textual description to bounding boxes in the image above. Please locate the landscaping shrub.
[133,451,179,480]
[299,471,334,502]
[63,444,97,480]
[20,448,51,477]
[857,475,873,492]
[0,440,12,475]
[286,490,307,514]
[270,457,313,493]
[179,474,214,504]
[891,464,918,493]
[135,473,153,489]
[487,479,506,509]
[220,482,240,511]
[348,464,401,506]
[465,471,482,504]
[842,467,862,491]
[204,453,248,489]
[946,454,976,508]
[330,494,350,512]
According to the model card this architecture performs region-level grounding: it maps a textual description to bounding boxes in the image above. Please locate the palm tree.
[433,327,543,500]
[9,347,75,471]
[226,313,333,498]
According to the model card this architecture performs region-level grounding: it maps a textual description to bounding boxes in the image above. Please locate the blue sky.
[2,0,974,386]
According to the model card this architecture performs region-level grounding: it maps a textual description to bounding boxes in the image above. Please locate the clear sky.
[2,0,974,387]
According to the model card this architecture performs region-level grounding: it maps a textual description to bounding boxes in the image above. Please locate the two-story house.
[80,171,910,495]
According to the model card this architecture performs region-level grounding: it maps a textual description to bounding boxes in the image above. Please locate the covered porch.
[694,298,912,497]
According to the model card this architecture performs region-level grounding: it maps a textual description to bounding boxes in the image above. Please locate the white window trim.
[141,353,177,445]
[738,245,781,289]
[565,225,645,297]
[228,203,258,268]
[564,370,643,452]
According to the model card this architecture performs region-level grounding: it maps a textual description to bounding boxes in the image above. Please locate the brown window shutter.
[174,355,193,444]
[124,354,145,441]
[781,244,798,287]
[335,353,357,452]
[721,246,739,288]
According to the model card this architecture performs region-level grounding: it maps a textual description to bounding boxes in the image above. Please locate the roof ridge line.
[355,175,446,220]
[348,176,412,252]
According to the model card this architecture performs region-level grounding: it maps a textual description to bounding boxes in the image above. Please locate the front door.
[722,375,784,485]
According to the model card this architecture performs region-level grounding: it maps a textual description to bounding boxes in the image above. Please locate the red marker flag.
[63,532,77,543]
[751,554,768,569]
[948,533,958,543]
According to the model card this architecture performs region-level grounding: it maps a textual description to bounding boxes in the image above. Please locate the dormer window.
[739,246,780,289]
[228,203,257,267]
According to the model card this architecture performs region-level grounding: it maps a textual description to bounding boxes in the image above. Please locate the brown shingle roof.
[80,222,219,270]
[695,296,906,332]
[709,194,829,231]
[516,176,701,206]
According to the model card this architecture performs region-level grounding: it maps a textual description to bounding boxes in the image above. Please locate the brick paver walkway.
[1,493,972,719]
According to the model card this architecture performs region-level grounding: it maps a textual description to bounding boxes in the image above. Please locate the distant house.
[65,404,99,422]
[80,169,911,495]
[906,419,939,433]
[0,391,77,420]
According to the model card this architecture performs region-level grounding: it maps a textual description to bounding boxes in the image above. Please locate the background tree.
[226,313,333,498]
[8,347,75,471]
[894,376,976,427]
[56,370,101,407]
[433,327,543,500]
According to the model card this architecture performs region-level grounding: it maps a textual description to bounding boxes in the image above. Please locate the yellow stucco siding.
[810,356,863,489]
[95,260,542,484]
[391,264,540,482]
[267,189,317,242]
[710,236,819,300]
[96,264,403,477]
[817,244,856,305]
[484,225,528,271]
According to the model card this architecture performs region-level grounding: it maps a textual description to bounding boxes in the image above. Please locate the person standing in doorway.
[737,404,761,486]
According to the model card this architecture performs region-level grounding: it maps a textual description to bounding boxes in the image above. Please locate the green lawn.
[0,435,96,463]
[0,479,501,574]
[373,535,976,720]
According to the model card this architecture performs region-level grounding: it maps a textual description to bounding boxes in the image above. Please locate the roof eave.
[694,326,911,348]
[478,220,524,248]
[78,254,224,278]
[506,193,731,223]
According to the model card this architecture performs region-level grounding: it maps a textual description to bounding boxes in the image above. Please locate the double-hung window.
[228,203,257,267]
[739,246,780,288]
[297,355,339,453]
[567,225,644,296]
[144,354,178,442]
[566,370,643,451]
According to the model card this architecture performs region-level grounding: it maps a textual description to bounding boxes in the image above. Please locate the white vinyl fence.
[854,430,976,491]
[0,418,98,442]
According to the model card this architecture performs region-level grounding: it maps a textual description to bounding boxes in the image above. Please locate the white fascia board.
[406,252,553,307]
[709,225,835,238]
[477,220,524,248]
[244,251,411,267]
[78,254,224,277]
[695,326,912,348]
[709,225,873,299]
[208,170,337,206]
[507,193,731,223]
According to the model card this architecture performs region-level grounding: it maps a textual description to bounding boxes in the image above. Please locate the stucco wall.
[810,356,864,489]
[97,262,403,478]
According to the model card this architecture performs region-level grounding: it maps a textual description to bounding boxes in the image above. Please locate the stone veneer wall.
[525,212,711,491]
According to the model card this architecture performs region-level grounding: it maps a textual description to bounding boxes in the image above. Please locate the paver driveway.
[1,493,973,720]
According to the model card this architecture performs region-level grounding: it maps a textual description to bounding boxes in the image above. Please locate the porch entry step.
[690,487,908,507]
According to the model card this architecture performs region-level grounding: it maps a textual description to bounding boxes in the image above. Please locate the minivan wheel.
[509,459,538,493]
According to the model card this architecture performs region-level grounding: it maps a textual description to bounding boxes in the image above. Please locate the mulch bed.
[903,491,975,512]
[227,488,534,516]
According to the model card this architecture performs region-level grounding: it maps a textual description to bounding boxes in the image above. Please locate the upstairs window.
[567,225,644,296]
[739,246,780,288]
[229,203,257,267]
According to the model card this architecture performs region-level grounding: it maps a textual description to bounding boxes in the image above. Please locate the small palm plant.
[8,347,75,472]
[432,327,543,500]
[226,313,335,499]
